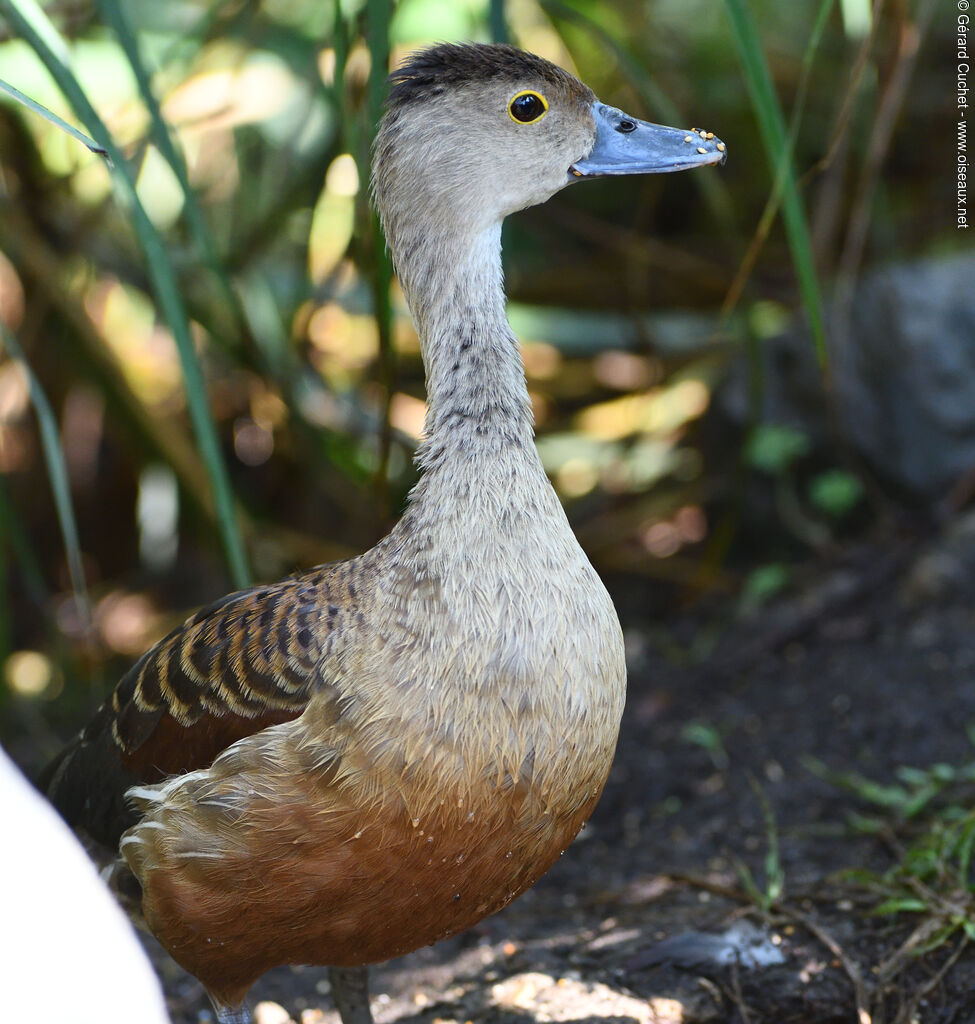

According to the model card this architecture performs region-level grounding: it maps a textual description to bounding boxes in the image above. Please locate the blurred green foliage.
[745,423,812,474]
[808,468,863,518]
[0,0,957,755]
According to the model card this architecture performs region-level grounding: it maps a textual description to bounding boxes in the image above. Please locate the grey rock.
[721,252,975,499]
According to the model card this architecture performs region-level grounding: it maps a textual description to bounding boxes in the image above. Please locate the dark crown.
[385,43,591,109]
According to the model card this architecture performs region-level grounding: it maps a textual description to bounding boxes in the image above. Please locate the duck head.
[373,43,726,247]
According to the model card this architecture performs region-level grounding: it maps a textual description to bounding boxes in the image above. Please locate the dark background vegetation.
[2,1,974,1021]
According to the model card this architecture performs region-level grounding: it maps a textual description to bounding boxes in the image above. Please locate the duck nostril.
[616,119,637,134]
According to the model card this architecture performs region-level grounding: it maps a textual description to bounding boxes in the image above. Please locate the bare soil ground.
[146,516,975,1024]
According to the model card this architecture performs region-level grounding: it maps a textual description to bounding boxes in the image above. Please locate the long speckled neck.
[395,221,537,473]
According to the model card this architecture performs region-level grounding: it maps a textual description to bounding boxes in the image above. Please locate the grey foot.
[328,965,373,1024]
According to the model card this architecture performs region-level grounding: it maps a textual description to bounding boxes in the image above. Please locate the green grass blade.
[750,774,784,909]
[790,0,835,156]
[0,76,109,159]
[722,0,828,364]
[92,0,243,339]
[0,474,48,607]
[872,897,929,916]
[490,0,509,44]
[2,0,68,64]
[956,812,975,885]
[0,322,89,621]
[365,0,395,513]
[1,0,251,588]
[720,0,834,320]
[332,0,349,113]
[365,0,391,151]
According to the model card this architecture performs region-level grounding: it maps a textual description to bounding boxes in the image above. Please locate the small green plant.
[806,756,975,824]
[744,423,865,549]
[680,719,729,771]
[739,562,790,611]
[733,777,785,914]
[808,751,975,952]
[808,470,864,519]
[744,423,811,474]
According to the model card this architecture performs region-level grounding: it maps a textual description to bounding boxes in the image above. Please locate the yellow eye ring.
[507,90,548,125]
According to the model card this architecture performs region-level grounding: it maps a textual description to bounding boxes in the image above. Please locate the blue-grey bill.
[569,101,727,179]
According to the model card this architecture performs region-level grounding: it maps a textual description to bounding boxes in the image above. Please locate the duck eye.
[508,90,548,125]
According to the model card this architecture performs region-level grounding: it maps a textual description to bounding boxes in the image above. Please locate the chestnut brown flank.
[145,778,606,1007]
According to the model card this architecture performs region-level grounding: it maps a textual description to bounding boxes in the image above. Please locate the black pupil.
[511,94,543,122]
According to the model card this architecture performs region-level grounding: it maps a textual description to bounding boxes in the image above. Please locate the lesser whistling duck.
[45,43,725,1024]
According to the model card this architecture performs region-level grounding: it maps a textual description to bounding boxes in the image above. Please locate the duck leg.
[211,1000,251,1024]
[328,965,374,1024]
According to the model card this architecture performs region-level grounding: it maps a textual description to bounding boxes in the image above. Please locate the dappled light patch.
[490,971,685,1021]
[95,589,166,657]
[4,649,58,699]
[83,279,183,408]
[576,379,710,442]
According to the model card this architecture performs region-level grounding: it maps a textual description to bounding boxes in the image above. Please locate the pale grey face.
[374,75,599,232]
